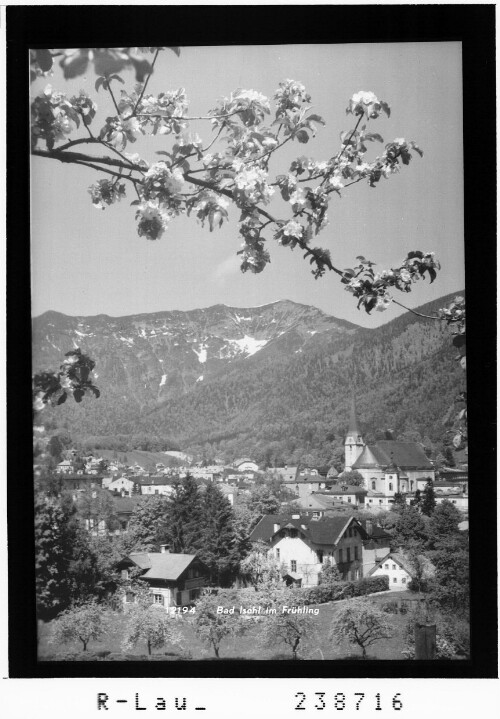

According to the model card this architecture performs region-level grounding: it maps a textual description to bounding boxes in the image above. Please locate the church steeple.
[344,397,365,471]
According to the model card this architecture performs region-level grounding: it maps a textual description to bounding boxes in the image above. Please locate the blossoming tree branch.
[30,47,465,409]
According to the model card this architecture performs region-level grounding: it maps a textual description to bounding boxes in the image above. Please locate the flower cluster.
[32,349,99,411]
[210,88,270,129]
[346,91,390,119]
[31,85,81,150]
[187,192,229,231]
[88,179,127,209]
[135,201,171,241]
[233,165,274,207]
[292,186,330,234]
[274,79,311,118]
[69,90,97,126]
[135,88,189,135]
[99,114,143,149]
[141,162,186,204]
[274,220,305,248]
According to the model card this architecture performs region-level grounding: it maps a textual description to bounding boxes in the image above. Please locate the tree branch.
[391,298,443,321]
[132,49,160,115]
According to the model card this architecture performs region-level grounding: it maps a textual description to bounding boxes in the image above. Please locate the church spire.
[348,396,361,436]
[344,396,364,471]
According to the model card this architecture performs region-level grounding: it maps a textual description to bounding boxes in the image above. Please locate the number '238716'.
[294,693,403,711]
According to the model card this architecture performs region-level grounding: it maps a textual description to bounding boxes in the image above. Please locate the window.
[153,594,164,605]
[276,548,280,560]
[347,548,351,562]
[384,563,389,569]
[372,480,376,490]
[348,497,352,503]
[189,589,200,602]
[338,549,343,563]
[125,591,135,603]
[410,481,414,490]
[402,577,407,584]
[176,592,182,606]
[389,483,393,491]
[354,546,359,560]
[291,560,297,573]
[393,577,397,583]
[392,564,396,570]
[379,499,383,505]
[317,550,324,564]
[121,569,129,580]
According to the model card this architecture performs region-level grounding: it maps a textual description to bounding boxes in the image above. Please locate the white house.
[234,458,259,472]
[105,476,136,496]
[367,551,435,591]
[250,514,369,586]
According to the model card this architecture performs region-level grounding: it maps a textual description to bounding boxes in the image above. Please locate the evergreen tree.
[126,495,169,552]
[165,474,204,554]
[198,483,240,585]
[35,493,79,620]
[421,480,437,516]
[410,488,422,508]
[392,505,428,550]
[427,500,462,547]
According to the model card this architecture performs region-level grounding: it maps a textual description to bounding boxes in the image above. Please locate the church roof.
[352,441,433,470]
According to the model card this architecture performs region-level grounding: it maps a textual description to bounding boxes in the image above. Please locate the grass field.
[38,595,416,662]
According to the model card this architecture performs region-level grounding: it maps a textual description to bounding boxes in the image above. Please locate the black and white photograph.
[6,3,496,689]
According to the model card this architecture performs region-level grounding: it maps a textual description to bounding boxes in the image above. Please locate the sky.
[30,42,464,328]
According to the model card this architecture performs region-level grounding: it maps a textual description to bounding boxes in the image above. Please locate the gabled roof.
[367,551,435,579]
[353,441,433,470]
[249,514,367,546]
[128,552,199,581]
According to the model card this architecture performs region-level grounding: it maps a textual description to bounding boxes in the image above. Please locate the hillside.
[32,293,465,463]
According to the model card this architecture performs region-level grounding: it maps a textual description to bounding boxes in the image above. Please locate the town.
[34,400,469,661]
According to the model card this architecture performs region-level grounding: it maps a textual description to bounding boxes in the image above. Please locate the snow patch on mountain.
[196,375,204,383]
[231,335,268,357]
[193,344,207,363]
[159,374,167,387]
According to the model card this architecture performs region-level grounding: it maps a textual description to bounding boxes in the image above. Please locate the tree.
[50,600,108,652]
[421,480,437,516]
[125,495,169,551]
[256,587,318,659]
[122,604,183,656]
[240,542,283,588]
[410,488,422,508]
[318,556,342,586]
[30,48,444,325]
[243,485,280,524]
[427,499,462,545]
[192,590,246,658]
[34,493,79,620]
[329,597,392,659]
[392,505,428,550]
[199,483,240,585]
[165,474,204,554]
[338,470,365,487]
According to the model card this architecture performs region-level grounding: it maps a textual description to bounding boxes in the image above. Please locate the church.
[344,400,435,510]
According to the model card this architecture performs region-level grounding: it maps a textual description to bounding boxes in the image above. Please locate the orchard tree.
[122,603,183,656]
[329,597,392,659]
[240,541,284,588]
[192,589,247,658]
[256,587,319,659]
[30,47,451,326]
[50,600,108,652]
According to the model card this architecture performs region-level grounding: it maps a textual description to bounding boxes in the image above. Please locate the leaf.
[364,132,384,143]
[95,77,105,92]
[109,74,125,84]
[295,129,310,144]
[60,51,89,79]
[167,47,181,57]
[130,200,140,206]
[74,389,84,403]
[57,392,67,405]
[380,101,391,118]
[306,114,326,126]
[452,334,466,349]
[89,386,101,399]
[36,49,54,72]
[156,151,172,158]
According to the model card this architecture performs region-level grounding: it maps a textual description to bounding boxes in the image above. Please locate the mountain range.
[32,293,465,465]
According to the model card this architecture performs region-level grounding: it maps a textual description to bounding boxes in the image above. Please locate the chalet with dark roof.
[250,513,369,585]
[117,547,209,609]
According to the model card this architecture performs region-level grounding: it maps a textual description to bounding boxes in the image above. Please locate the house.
[281,476,325,499]
[250,514,369,586]
[117,548,209,609]
[134,476,178,496]
[234,458,259,472]
[367,551,435,591]
[112,495,143,533]
[103,476,136,496]
[316,485,368,507]
[55,459,74,474]
[270,466,298,482]
[357,520,392,575]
